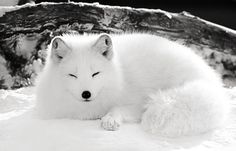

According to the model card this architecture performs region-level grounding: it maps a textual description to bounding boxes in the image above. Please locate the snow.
[0,0,18,6]
[0,87,236,151]
[0,2,35,17]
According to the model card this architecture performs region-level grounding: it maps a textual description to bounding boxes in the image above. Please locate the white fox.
[36,33,229,137]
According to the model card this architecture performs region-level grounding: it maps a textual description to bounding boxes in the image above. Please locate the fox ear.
[50,36,70,63]
[92,34,113,60]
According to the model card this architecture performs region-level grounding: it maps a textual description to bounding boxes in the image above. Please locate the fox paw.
[101,115,121,131]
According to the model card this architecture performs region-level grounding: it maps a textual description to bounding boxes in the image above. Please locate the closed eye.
[68,73,77,78]
[92,72,100,77]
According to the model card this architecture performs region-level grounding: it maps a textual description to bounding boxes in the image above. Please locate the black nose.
[81,91,91,99]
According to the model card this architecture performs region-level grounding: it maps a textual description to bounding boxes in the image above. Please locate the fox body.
[36,33,229,136]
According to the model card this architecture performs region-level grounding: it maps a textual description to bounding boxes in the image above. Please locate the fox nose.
[81,91,91,99]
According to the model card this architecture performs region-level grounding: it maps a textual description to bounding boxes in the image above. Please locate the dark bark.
[0,2,236,89]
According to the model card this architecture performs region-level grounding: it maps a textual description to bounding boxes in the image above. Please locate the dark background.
[32,0,236,30]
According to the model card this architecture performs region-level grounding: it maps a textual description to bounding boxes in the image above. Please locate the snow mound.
[0,87,236,151]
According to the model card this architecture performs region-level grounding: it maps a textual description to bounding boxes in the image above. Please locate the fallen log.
[0,2,236,89]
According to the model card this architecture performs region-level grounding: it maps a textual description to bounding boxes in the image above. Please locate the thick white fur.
[141,80,229,136]
[36,33,229,137]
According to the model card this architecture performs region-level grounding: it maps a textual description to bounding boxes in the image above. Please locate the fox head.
[47,33,118,103]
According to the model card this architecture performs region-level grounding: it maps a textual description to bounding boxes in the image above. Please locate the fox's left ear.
[92,34,113,60]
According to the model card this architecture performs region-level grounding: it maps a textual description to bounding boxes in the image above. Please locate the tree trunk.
[0,2,236,89]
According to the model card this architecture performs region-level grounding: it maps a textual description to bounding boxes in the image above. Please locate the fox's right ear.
[50,37,71,64]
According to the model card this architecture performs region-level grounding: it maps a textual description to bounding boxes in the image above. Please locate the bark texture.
[0,2,236,89]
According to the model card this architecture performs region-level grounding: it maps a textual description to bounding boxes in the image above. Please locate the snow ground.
[0,87,236,151]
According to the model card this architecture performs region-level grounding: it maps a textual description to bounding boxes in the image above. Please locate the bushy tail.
[141,80,230,137]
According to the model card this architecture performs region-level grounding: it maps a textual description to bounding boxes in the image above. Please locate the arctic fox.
[36,33,229,136]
